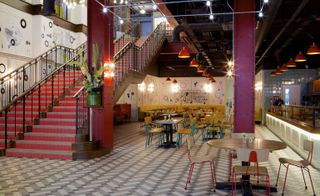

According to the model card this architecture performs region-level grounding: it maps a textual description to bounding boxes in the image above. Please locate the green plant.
[76,44,104,93]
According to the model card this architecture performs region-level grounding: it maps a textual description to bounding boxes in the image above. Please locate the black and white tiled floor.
[0,123,319,196]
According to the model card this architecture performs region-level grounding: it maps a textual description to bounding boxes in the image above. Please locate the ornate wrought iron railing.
[0,43,86,111]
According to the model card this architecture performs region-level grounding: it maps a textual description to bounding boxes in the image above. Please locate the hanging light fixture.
[286,58,296,68]
[294,51,307,62]
[275,67,283,75]
[307,42,320,55]
[189,58,199,67]
[280,64,288,72]
[172,79,178,84]
[270,70,277,76]
[166,77,171,81]
[178,47,190,58]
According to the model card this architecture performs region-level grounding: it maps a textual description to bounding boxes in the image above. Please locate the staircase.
[0,22,168,159]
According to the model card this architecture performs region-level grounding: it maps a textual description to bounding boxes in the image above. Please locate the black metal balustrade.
[0,43,86,111]
[0,45,87,150]
[73,86,88,135]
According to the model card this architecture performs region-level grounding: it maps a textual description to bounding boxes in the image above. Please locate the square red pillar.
[233,0,256,133]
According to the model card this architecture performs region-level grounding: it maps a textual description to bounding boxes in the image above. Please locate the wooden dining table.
[207,138,287,196]
[154,118,182,148]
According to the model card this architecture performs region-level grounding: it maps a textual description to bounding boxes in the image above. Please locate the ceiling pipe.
[256,0,310,66]
[255,0,283,54]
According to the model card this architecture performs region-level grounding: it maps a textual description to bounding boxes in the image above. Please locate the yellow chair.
[275,140,316,196]
[184,136,217,191]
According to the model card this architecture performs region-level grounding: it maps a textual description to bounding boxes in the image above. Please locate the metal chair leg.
[282,165,289,195]
[209,162,216,192]
[300,167,307,189]
[185,163,195,190]
[275,163,282,186]
[306,168,316,196]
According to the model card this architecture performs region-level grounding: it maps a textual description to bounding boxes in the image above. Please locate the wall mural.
[136,76,226,106]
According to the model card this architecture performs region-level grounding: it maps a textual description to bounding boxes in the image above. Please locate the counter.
[266,113,320,169]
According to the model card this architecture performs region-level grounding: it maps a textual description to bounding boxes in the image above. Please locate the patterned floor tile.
[0,123,319,196]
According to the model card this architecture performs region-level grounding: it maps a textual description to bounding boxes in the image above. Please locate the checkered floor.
[0,123,319,196]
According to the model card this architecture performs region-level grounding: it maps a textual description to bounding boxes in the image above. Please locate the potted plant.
[77,44,104,106]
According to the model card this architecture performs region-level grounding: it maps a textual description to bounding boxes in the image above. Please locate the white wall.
[0,2,87,77]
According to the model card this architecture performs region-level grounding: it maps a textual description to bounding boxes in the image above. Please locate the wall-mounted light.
[203,83,212,93]
[104,62,115,78]
[255,82,262,91]
[138,82,146,92]
[147,83,155,93]
[171,83,180,93]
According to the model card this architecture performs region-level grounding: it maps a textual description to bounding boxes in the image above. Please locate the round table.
[207,138,287,151]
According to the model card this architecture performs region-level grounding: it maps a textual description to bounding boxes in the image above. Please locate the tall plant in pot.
[77,44,104,106]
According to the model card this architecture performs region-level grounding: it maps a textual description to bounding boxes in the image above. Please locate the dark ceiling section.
[157,0,233,77]
[256,0,320,70]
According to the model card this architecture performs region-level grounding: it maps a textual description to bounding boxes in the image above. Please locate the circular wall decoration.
[41,34,44,38]
[0,63,6,73]
[1,88,5,94]
[42,68,46,75]
[10,39,16,46]
[45,40,49,47]
[20,19,27,28]
[49,22,53,28]
[24,75,28,81]
[70,36,75,44]
[12,94,18,100]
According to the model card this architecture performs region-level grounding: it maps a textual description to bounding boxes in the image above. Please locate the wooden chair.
[232,148,270,196]
[184,136,217,191]
[275,140,316,196]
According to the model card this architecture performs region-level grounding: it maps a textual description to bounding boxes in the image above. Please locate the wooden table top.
[207,138,287,151]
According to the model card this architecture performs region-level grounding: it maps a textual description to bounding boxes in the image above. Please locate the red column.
[233,1,255,133]
[88,0,114,150]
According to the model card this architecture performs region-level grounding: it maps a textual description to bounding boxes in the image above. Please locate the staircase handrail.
[0,42,87,111]
[0,48,87,113]
[113,22,167,86]
[0,43,86,81]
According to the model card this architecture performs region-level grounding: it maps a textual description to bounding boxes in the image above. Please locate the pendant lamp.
[189,58,199,67]
[178,47,190,58]
[307,42,320,55]
[286,58,296,68]
[294,51,306,62]
[280,64,288,72]
[166,77,171,81]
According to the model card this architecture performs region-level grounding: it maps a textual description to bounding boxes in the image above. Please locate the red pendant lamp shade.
[294,51,307,62]
[286,58,296,68]
[189,58,199,67]
[280,64,288,72]
[271,70,277,76]
[307,42,320,55]
[178,47,190,58]
[166,77,171,81]
[172,79,178,84]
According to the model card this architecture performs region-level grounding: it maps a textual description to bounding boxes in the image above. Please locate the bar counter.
[266,112,320,169]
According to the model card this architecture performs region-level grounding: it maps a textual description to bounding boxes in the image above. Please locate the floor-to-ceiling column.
[88,0,114,150]
[233,0,255,133]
